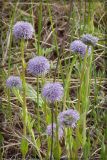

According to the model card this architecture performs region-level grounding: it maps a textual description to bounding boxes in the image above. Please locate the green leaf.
[53,141,61,160]
[35,137,41,149]
[27,114,35,131]
[100,140,107,160]
[12,89,23,104]
[33,43,55,56]
[12,83,43,107]
[20,138,28,157]
[64,56,77,105]
[26,83,43,107]
[83,138,91,160]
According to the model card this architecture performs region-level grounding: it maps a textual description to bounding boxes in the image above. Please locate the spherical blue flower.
[42,82,64,103]
[6,76,22,89]
[27,56,50,76]
[81,34,99,46]
[46,123,64,140]
[58,109,80,128]
[70,40,91,56]
[13,21,34,40]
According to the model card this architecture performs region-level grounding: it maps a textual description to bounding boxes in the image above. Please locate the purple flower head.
[6,76,22,89]
[13,21,34,40]
[81,34,99,46]
[58,109,80,128]
[27,56,50,76]
[70,40,91,56]
[46,123,64,140]
[42,82,64,103]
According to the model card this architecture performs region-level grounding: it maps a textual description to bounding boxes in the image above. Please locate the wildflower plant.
[57,109,80,159]
[42,82,64,159]
[76,36,94,150]
[27,55,50,141]
[3,2,104,160]
[5,19,97,160]
[12,21,37,159]
[6,75,22,122]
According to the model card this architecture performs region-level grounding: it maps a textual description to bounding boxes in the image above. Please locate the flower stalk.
[20,39,27,138]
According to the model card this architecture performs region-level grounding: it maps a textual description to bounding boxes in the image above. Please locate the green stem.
[68,128,72,159]
[29,128,42,160]
[36,76,41,133]
[20,39,27,137]
[81,48,93,148]
[50,105,54,160]
[63,56,77,110]
[65,128,73,160]
[55,103,60,160]
[37,1,42,55]
[83,110,86,146]
[77,48,88,113]
[7,2,17,123]
[7,89,12,122]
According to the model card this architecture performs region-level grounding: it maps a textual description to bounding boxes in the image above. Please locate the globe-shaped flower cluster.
[6,76,22,89]
[70,40,91,56]
[27,56,50,76]
[42,82,64,103]
[13,21,34,40]
[81,34,99,46]
[58,109,80,128]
